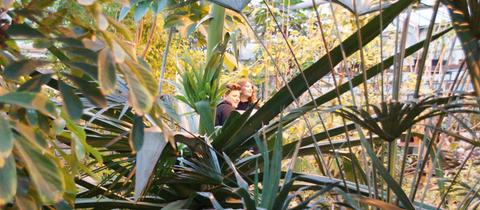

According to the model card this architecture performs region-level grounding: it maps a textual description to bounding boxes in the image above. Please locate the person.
[236,78,258,111]
[215,83,241,126]
[237,78,260,154]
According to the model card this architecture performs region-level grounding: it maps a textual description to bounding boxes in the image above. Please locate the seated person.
[215,83,241,126]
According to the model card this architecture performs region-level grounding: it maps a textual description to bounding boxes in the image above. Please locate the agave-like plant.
[335,94,478,142]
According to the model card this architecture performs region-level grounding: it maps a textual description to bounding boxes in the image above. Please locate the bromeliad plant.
[175,34,230,135]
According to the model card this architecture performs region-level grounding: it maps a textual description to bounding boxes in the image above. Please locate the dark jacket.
[236,101,255,111]
[215,101,235,126]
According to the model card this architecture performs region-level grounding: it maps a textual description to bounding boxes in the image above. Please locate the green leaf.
[14,136,65,204]
[18,73,52,92]
[207,0,251,13]
[212,105,255,150]
[56,37,84,47]
[234,188,256,210]
[134,1,151,22]
[0,117,14,166]
[64,113,103,163]
[118,63,154,115]
[0,92,57,117]
[65,74,107,108]
[97,48,117,94]
[261,118,283,209]
[106,16,133,42]
[7,23,45,39]
[223,152,248,190]
[4,59,49,80]
[126,59,158,96]
[152,0,169,14]
[118,6,130,21]
[0,155,16,206]
[59,80,83,121]
[61,47,98,63]
[129,115,144,153]
[65,61,98,80]
[273,178,296,210]
[195,100,214,135]
[359,138,414,209]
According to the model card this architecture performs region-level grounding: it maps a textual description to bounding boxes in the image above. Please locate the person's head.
[224,83,242,108]
[237,78,257,103]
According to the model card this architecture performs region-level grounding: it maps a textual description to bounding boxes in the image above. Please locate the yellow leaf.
[224,52,237,71]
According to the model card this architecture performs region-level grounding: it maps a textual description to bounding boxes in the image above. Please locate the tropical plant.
[0,0,158,207]
[175,34,229,134]
[1,0,479,209]
[75,0,478,209]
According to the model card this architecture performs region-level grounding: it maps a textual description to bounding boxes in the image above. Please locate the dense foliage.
[0,0,479,209]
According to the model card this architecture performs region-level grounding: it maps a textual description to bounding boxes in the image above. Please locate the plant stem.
[207,4,225,59]
[141,15,158,59]
[157,27,174,97]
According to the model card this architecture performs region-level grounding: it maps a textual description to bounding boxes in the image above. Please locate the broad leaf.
[65,74,108,108]
[118,63,154,115]
[152,0,169,14]
[65,61,98,80]
[7,23,45,39]
[59,80,83,121]
[17,73,52,92]
[134,1,151,22]
[14,136,65,204]
[0,92,58,118]
[0,117,14,166]
[125,59,158,97]
[118,6,130,21]
[4,60,49,80]
[106,16,133,42]
[64,114,103,163]
[0,155,16,206]
[134,127,168,201]
[129,115,144,153]
[195,100,215,135]
[208,0,251,13]
[75,198,166,209]
[97,48,117,94]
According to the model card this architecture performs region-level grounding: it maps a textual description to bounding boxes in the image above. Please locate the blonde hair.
[237,78,257,103]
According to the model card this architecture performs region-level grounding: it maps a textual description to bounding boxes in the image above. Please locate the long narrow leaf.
[224,0,416,155]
